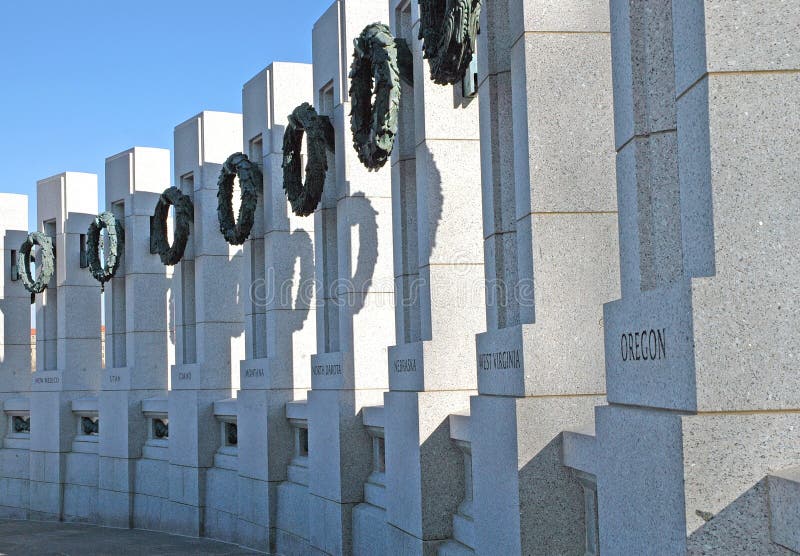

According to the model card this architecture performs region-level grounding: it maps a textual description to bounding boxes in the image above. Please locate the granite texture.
[513,33,617,214]
[352,502,388,556]
[471,395,601,555]
[595,405,800,554]
[477,214,618,397]
[768,467,800,552]
[384,391,470,542]
[673,0,800,96]
[689,73,800,411]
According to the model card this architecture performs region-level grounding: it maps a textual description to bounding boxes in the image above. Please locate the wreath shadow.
[344,192,379,317]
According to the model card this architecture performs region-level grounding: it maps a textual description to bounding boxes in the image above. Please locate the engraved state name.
[312,364,342,376]
[477,349,522,372]
[620,328,666,362]
[393,358,417,373]
[244,368,264,378]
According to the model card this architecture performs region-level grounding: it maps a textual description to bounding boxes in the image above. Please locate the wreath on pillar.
[217,152,263,245]
[418,0,482,85]
[17,231,55,296]
[282,102,335,217]
[349,23,402,170]
[86,211,125,292]
[151,186,194,266]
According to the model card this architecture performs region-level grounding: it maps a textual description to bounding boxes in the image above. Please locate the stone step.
[768,466,800,552]
[562,421,597,475]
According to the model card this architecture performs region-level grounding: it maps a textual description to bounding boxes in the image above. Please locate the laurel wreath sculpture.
[17,231,55,296]
[349,23,402,170]
[86,211,124,292]
[418,0,482,85]
[151,186,194,266]
[81,417,99,435]
[217,153,262,245]
[12,416,29,434]
[282,102,335,217]
[153,419,168,439]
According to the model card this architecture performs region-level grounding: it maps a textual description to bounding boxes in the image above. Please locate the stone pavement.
[0,520,258,555]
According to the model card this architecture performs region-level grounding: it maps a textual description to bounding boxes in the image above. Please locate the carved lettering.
[33,376,60,385]
[477,349,522,372]
[245,368,265,378]
[178,372,192,380]
[312,364,342,376]
[620,328,667,362]
[393,359,417,373]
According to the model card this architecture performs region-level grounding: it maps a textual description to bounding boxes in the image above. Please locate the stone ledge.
[769,466,800,552]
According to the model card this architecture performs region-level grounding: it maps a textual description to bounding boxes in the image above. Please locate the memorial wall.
[0,1,798,554]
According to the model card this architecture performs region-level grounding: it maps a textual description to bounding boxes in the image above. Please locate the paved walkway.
[0,520,259,555]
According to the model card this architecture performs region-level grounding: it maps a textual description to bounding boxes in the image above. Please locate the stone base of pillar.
[471,394,603,555]
[384,390,472,553]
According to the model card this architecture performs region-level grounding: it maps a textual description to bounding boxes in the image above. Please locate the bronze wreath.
[349,23,402,170]
[12,416,29,433]
[87,211,124,291]
[217,152,262,245]
[418,0,482,85]
[282,102,335,217]
[153,419,168,439]
[151,186,194,266]
[17,231,54,295]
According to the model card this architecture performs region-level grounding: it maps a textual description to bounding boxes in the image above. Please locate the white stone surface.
[380,3,482,551]
[470,1,617,554]
[0,193,31,522]
[96,148,173,530]
[0,1,794,553]
[590,1,800,554]
[168,111,244,537]
[0,194,31,395]
[472,395,602,555]
[239,62,317,553]
[769,467,800,552]
[29,173,101,521]
[306,2,395,553]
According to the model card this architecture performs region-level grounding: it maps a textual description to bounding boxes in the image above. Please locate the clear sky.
[0,0,334,229]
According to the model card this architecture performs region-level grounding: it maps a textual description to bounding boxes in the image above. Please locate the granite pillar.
[594,2,800,553]
[470,1,620,554]
[167,111,245,537]
[98,147,173,528]
[0,193,32,519]
[305,1,395,554]
[382,1,483,554]
[238,61,315,551]
[29,173,102,521]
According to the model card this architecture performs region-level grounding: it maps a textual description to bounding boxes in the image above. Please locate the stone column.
[594,2,800,553]
[167,111,244,536]
[470,1,619,554]
[307,1,395,554]
[382,1,483,553]
[0,193,32,518]
[98,147,172,527]
[29,173,102,521]
[237,62,315,551]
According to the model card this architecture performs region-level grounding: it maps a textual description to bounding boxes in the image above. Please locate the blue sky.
[0,0,334,228]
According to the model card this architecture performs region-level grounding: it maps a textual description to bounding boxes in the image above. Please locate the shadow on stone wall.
[346,192,378,317]
[519,435,585,555]
[687,478,788,555]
